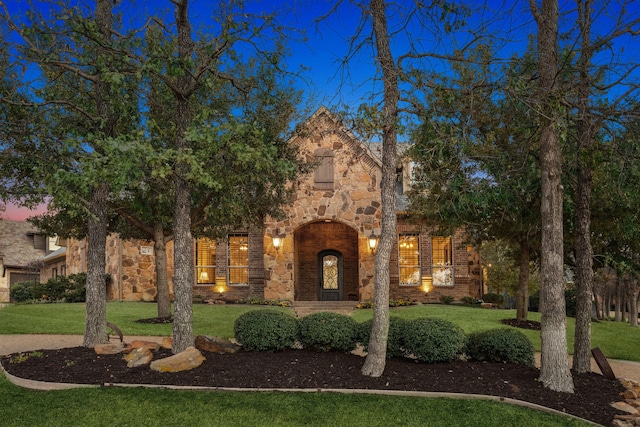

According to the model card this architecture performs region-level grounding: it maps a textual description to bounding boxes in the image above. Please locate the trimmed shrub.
[465,328,535,366]
[482,293,505,306]
[357,316,408,358]
[402,317,466,363]
[439,295,454,304]
[461,296,476,305]
[32,273,87,303]
[299,311,358,352]
[234,310,299,352]
[9,281,37,303]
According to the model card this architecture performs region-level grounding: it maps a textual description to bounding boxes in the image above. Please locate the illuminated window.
[228,234,249,286]
[196,238,215,285]
[432,236,453,286]
[399,234,420,286]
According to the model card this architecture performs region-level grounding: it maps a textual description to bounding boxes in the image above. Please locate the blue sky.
[2,0,640,220]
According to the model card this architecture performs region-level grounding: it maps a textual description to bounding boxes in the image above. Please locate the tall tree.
[408,45,542,321]
[360,0,398,377]
[529,0,574,392]
[141,0,305,353]
[0,0,140,347]
[568,0,640,373]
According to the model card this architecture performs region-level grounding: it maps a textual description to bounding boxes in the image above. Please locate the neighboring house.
[40,243,68,283]
[64,107,482,304]
[0,219,60,302]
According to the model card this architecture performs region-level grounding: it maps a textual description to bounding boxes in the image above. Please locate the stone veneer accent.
[264,107,381,301]
[61,107,481,303]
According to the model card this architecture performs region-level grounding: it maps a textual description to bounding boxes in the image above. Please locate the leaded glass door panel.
[319,250,343,301]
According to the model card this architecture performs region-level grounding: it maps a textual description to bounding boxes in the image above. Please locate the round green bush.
[402,317,466,363]
[357,316,408,358]
[9,281,36,303]
[299,311,358,352]
[482,293,505,305]
[465,328,535,366]
[233,310,300,352]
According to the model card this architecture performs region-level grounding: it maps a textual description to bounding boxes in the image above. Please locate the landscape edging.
[1,364,599,426]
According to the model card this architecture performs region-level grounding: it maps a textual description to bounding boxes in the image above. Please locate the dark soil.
[500,318,542,330]
[1,343,625,426]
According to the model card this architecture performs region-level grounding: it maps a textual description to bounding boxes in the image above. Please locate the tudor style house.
[0,219,64,302]
[63,107,482,304]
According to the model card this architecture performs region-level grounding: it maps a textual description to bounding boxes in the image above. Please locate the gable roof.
[0,220,47,268]
[296,106,382,169]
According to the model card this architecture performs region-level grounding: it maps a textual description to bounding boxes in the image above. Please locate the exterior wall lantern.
[272,235,284,252]
[368,232,378,254]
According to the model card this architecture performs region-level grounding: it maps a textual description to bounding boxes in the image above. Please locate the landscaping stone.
[612,378,640,427]
[194,335,241,354]
[127,340,160,352]
[94,343,124,355]
[161,337,172,349]
[124,347,153,368]
[149,346,205,373]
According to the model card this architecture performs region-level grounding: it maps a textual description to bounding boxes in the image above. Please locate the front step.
[292,301,357,318]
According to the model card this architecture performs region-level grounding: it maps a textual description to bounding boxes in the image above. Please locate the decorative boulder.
[150,346,205,373]
[94,343,124,355]
[161,337,173,349]
[195,335,241,354]
[127,340,160,352]
[124,347,154,368]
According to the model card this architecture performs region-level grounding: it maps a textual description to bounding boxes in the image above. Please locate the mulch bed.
[1,344,625,426]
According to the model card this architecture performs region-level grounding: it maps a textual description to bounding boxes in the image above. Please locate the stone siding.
[264,107,381,301]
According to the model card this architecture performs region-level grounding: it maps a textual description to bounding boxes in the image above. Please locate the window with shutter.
[314,148,334,190]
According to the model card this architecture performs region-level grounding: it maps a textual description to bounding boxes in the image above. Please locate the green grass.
[1,301,638,360]
[0,302,290,337]
[352,304,640,361]
[0,375,591,427]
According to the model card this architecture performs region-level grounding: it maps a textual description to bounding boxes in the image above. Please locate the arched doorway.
[294,221,359,301]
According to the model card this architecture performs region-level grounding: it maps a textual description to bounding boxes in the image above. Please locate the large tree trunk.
[628,279,638,327]
[361,0,399,377]
[572,157,594,372]
[572,0,596,375]
[171,0,195,354]
[154,222,171,319]
[83,183,110,347]
[615,275,623,322]
[83,0,114,348]
[516,239,530,321]
[530,0,574,393]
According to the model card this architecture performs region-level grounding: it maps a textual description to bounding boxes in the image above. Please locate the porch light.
[368,232,378,254]
[272,235,283,252]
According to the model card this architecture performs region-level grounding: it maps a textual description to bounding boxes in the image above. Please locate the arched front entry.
[294,221,359,301]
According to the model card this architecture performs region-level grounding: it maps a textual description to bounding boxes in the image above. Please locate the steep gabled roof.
[295,106,382,170]
[0,220,47,268]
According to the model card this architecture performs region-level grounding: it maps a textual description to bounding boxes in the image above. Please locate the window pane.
[432,236,453,286]
[432,236,452,265]
[196,238,215,284]
[399,234,420,286]
[229,235,249,285]
[322,255,338,290]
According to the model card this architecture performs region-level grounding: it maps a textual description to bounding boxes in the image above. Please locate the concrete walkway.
[2,334,640,382]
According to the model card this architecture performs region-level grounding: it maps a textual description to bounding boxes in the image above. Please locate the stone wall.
[264,107,381,301]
